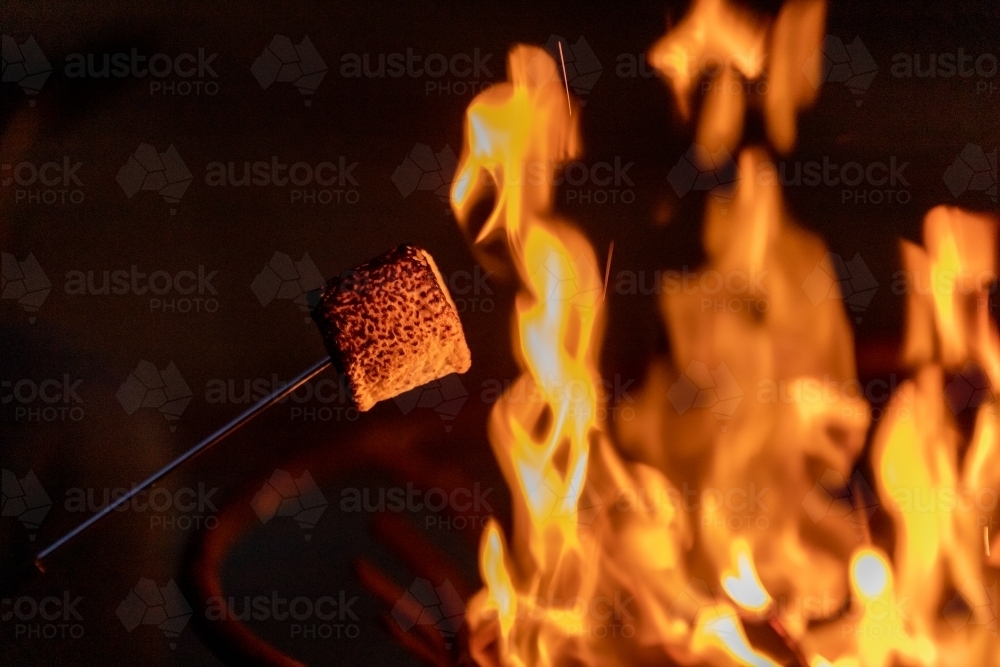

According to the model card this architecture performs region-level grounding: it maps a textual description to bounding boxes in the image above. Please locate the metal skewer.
[33,357,333,572]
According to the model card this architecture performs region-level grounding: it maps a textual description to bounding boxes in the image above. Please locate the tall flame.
[452,46,611,666]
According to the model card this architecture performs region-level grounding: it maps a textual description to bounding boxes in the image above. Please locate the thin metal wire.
[34,357,333,569]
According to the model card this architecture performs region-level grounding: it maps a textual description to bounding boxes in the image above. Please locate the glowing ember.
[449,2,1000,665]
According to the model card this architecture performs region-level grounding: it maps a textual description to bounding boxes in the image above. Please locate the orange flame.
[451,4,999,666]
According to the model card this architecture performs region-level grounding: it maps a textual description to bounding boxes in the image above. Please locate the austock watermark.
[64,47,220,96]
[946,362,997,416]
[2,157,85,205]
[616,481,772,531]
[396,580,636,645]
[756,374,905,420]
[805,35,878,106]
[392,144,456,208]
[2,252,52,323]
[943,143,997,203]
[393,579,465,647]
[205,590,361,640]
[2,591,85,640]
[118,578,361,645]
[117,143,192,213]
[804,467,998,529]
[205,373,360,422]
[252,469,328,538]
[64,265,220,315]
[395,374,469,431]
[393,144,636,206]
[668,365,918,427]
[1,35,52,104]
[446,265,495,314]
[123,363,368,430]
[253,35,327,105]
[468,156,636,205]
[890,265,999,299]
[1,469,53,538]
[338,46,495,96]
[943,578,998,637]
[204,156,360,205]
[3,375,85,422]
[613,266,770,315]
[252,251,324,323]
[542,35,602,101]
[803,252,878,323]
[117,578,191,649]
[4,469,219,533]
[884,486,998,525]
[490,590,636,639]
[673,574,912,641]
[621,33,878,107]
[802,469,878,536]
[338,481,494,531]
[670,146,911,205]
[891,48,1000,96]
[669,361,744,429]
[481,373,638,423]
[117,360,193,430]
[64,482,220,531]
[119,148,363,209]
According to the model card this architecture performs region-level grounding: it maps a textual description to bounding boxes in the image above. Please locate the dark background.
[2,1,997,665]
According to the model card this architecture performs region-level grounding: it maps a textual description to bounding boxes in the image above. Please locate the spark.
[557,41,573,117]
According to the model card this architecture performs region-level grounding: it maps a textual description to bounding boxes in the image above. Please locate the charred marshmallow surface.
[311,244,471,411]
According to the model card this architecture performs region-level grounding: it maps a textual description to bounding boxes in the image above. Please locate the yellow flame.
[453,45,609,665]
[692,604,780,667]
[845,548,937,667]
[721,539,772,613]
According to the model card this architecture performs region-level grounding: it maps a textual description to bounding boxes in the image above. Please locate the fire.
[452,45,617,666]
[867,206,999,665]
[721,539,771,614]
[448,3,999,666]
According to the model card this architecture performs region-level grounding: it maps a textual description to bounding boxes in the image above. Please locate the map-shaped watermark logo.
[392,578,465,649]
[1,35,51,104]
[543,35,602,100]
[252,35,327,105]
[392,143,457,207]
[802,469,878,541]
[1,469,52,539]
[2,252,51,323]
[669,578,730,625]
[802,252,878,323]
[117,143,192,213]
[531,476,604,526]
[527,249,604,312]
[943,143,997,203]
[117,578,192,649]
[250,251,325,323]
[394,374,468,432]
[943,578,997,637]
[668,144,739,206]
[945,361,996,416]
[116,360,193,431]
[251,469,328,540]
[668,361,743,429]
[804,35,878,106]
